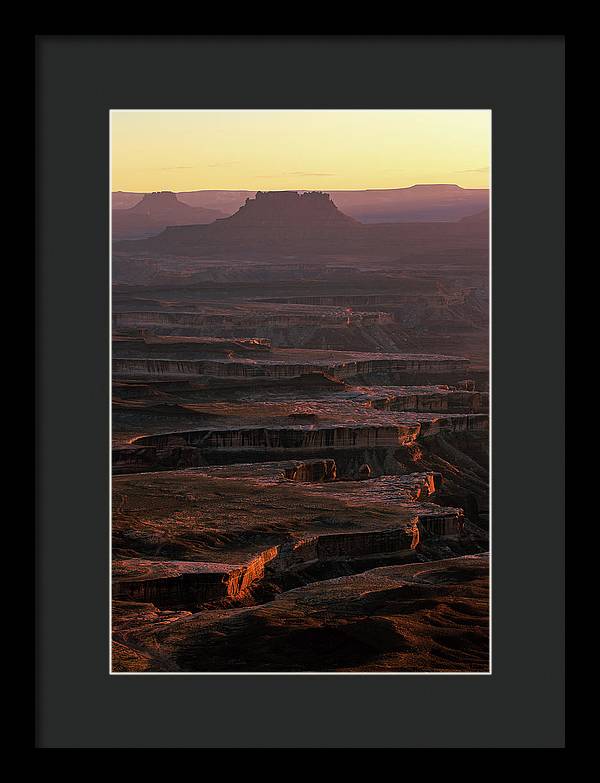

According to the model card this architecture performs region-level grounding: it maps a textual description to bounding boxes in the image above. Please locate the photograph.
[110,109,491,674]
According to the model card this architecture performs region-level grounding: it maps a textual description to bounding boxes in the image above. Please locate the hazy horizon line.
[112,182,490,195]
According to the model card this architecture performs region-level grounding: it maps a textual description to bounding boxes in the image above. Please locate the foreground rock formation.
[112,554,489,672]
[111,189,489,672]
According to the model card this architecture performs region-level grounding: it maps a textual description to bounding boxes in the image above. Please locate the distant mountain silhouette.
[223,191,358,227]
[331,185,488,223]
[113,184,488,224]
[112,191,225,240]
[114,190,488,262]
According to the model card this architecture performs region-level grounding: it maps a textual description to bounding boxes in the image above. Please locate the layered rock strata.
[112,554,490,673]
[112,460,484,618]
[112,351,470,382]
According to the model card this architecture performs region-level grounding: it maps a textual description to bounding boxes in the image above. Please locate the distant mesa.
[112,191,226,240]
[222,191,359,228]
[113,189,489,261]
[114,189,361,256]
[131,191,184,213]
[113,183,489,224]
[331,184,488,223]
[405,184,462,190]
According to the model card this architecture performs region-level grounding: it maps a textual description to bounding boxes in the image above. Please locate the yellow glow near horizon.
[111,110,490,193]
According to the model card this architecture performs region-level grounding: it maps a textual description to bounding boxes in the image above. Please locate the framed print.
[36,35,565,747]
[110,107,492,676]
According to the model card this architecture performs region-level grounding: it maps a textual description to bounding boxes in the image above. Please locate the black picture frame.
[35,34,565,748]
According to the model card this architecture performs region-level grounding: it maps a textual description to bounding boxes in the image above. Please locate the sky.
[111,110,490,193]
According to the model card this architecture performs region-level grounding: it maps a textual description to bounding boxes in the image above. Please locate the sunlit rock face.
[284,459,337,482]
[111,462,483,617]
[111,458,486,664]
[112,554,490,673]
